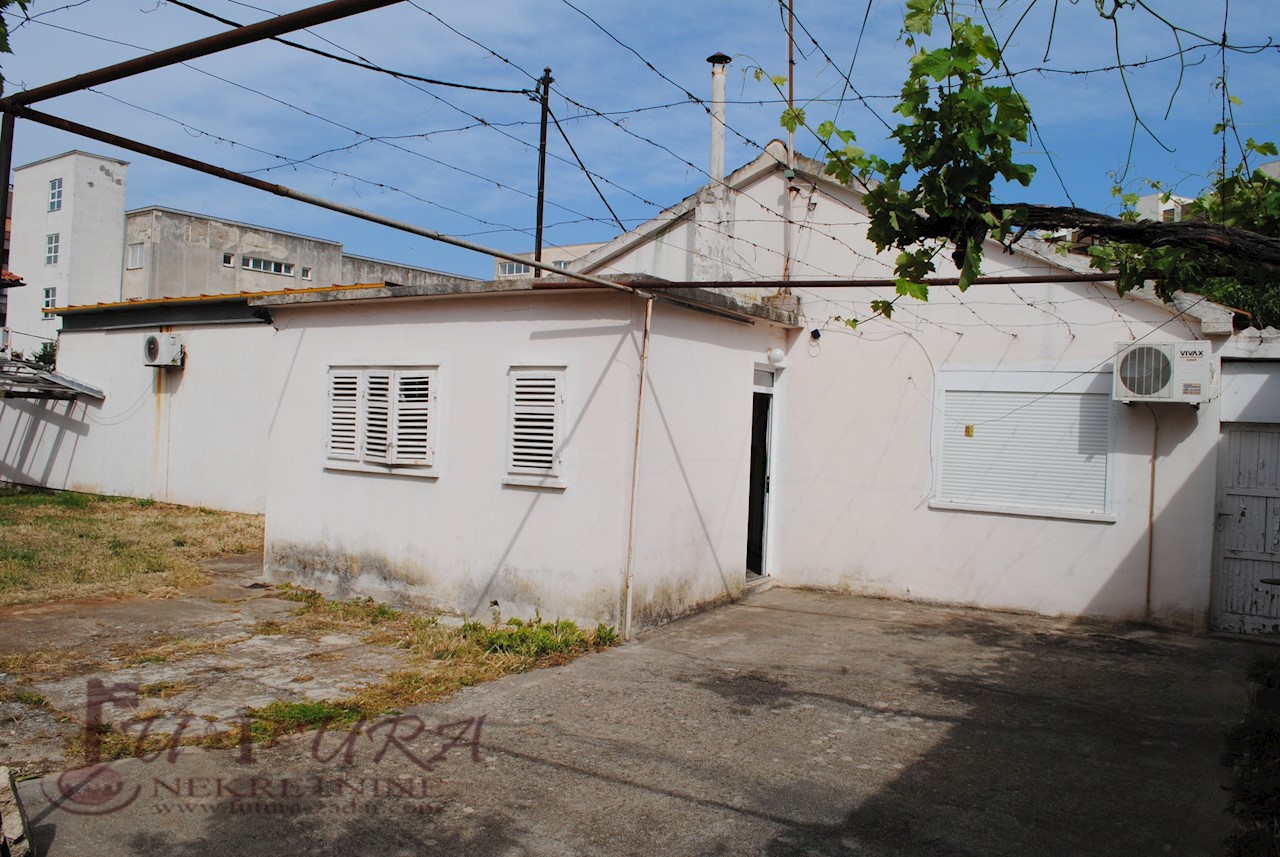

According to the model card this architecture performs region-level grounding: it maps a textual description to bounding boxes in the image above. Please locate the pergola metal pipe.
[4,0,406,108]
[537,272,1125,290]
[0,0,406,253]
[6,105,647,299]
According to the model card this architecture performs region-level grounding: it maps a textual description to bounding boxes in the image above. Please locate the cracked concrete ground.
[0,554,419,775]
[10,586,1271,857]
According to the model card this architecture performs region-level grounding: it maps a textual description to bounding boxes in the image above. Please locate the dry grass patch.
[236,586,619,738]
[0,486,262,606]
[138,679,192,699]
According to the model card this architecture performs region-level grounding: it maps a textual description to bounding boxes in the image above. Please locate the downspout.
[622,297,654,640]
[1143,403,1159,620]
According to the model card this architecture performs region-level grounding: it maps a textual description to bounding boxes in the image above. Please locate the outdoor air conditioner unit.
[143,333,184,368]
[1112,341,1213,404]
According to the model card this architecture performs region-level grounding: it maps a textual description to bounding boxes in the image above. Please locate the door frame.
[746,364,782,580]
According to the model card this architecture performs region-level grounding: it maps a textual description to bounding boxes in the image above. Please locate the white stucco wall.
[264,291,640,621]
[629,302,787,623]
[576,153,1241,629]
[773,262,1221,629]
[7,152,128,354]
[0,322,274,513]
[261,290,785,626]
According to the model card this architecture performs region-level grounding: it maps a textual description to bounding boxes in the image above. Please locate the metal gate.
[1213,424,1280,635]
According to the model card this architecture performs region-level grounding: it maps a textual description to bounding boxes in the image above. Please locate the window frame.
[324,365,439,479]
[42,287,56,318]
[242,256,294,276]
[222,253,235,268]
[498,261,531,277]
[48,178,62,212]
[504,365,567,489]
[929,368,1116,523]
[44,233,59,266]
[300,266,312,281]
[126,243,144,270]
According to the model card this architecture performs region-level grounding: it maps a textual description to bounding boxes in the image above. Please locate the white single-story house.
[252,279,795,630]
[554,139,1280,636]
[4,136,1279,637]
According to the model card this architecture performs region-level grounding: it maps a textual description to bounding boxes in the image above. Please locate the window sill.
[502,473,566,490]
[324,461,437,479]
[928,499,1116,524]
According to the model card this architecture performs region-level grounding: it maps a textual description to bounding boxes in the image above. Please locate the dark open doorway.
[746,385,772,579]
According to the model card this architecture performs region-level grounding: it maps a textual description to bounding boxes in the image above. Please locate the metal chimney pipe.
[707,52,731,183]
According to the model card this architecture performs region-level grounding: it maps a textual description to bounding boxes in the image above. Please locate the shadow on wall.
[463,324,635,622]
[638,378,742,626]
[1084,401,1207,629]
[0,398,89,488]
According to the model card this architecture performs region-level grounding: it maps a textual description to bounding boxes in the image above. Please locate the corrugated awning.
[0,359,104,401]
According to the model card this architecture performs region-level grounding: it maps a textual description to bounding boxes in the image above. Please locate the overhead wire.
[975,0,1077,207]
[546,104,626,232]
[86,87,537,238]
[162,3,643,230]
[164,0,534,95]
[832,0,875,125]
[19,17,623,234]
[176,1,683,234]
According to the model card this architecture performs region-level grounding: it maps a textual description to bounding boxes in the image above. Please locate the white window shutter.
[391,370,433,466]
[327,371,361,460]
[940,390,1111,514]
[509,372,560,475]
[363,371,393,462]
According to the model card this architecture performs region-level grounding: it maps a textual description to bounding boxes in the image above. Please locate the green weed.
[247,699,364,742]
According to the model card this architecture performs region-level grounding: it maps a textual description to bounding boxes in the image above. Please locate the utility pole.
[533,67,553,278]
[782,0,796,283]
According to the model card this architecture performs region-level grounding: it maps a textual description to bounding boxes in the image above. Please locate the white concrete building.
[493,242,604,279]
[0,296,274,513]
[6,151,128,357]
[561,139,1275,636]
[5,134,1279,638]
[253,281,793,627]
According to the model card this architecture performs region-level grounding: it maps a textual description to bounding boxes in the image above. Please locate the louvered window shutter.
[509,372,560,476]
[363,371,393,462]
[391,370,433,466]
[327,370,361,460]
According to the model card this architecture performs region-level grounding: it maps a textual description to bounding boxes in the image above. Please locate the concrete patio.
[15,586,1265,856]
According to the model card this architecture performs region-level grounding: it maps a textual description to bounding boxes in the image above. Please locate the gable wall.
[574,162,1230,628]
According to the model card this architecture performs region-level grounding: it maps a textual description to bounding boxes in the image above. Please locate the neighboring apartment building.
[6,151,128,355]
[1134,192,1194,224]
[5,150,472,356]
[493,242,604,278]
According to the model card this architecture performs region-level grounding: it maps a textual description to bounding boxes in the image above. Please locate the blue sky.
[3,0,1276,279]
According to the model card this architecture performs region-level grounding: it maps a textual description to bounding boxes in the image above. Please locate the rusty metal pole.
[0,111,14,271]
[5,104,649,298]
[533,67,552,278]
[5,0,405,108]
